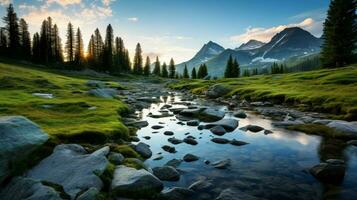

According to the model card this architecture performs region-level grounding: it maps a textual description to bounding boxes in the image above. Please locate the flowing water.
[133,93,357,200]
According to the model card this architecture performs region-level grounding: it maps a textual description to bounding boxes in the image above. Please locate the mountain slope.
[176,41,224,74]
[236,40,265,50]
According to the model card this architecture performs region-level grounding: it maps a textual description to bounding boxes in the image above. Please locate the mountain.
[200,27,322,77]
[236,40,265,50]
[176,41,224,74]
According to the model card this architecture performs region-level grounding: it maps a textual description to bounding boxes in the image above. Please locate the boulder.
[108,152,125,165]
[212,159,231,169]
[183,137,198,145]
[87,88,117,98]
[188,179,213,192]
[187,120,200,126]
[85,80,106,88]
[205,119,239,132]
[327,120,357,136]
[165,159,182,168]
[162,145,176,153]
[0,116,49,184]
[76,187,99,200]
[152,125,164,130]
[230,139,248,146]
[153,166,180,181]
[210,126,227,136]
[111,165,163,198]
[134,142,152,158]
[310,159,346,184]
[164,131,174,136]
[211,138,230,144]
[157,187,194,200]
[216,188,260,200]
[199,108,225,122]
[125,121,149,128]
[183,154,199,162]
[26,144,109,199]
[239,125,264,132]
[168,137,183,145]
[206,84,231,98]
[0,177,62,200]
[233,110,247,119]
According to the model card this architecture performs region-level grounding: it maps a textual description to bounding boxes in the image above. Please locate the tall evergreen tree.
[19,18,31,60]
[191,67,197,79]
[74,27,84,67]
[144,56,151,76]
[321,0,357,67]
[153,56,161,76]
[93,28,104,71]
[183,64,189,78]
[161,62,168,78]
[87,34,95,66]
[224,55,234,78]
[114,37,125,73]
[53,24,63,63]
[3,4,20,57]
[31,32,41,63]
[231,58,240,77]
[124,49,131,72]
[104,24,114,73]
[0,28,7,55]
[168,58,176,78]
[133,43,143,74]
[39,19,50,64]
[65,22,74,63]
[197,64,203,79]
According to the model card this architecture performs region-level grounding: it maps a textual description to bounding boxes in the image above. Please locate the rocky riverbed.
[1,79,357,200]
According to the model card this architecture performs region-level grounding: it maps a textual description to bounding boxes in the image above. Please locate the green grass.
[0,61,130,141]
[170,65,357,120]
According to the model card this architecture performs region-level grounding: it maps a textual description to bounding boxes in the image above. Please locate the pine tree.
[161,62,168,78]
[183,64,189,78]
[144,56,151,76]
[0,28,7,55]
[87,34,95,66]
[32,32,41,63]
[168,58,175,78]
[93,28,104,71]
[104,24,114,73]
[39,19,49,64]
[224,55,233,78]
[191,67,197,79]
[153,56,161,76]
[133,43,143,74]
[53,24,63,63]
[114,37,125,73]
[18,18,31,60]
[124,49,131,72]
[3,4,20,57]
[232,58,240,77]
[197,64,203,79]
[321,0,356,67]
[74,27,84,68]
[243,69,250,77]
[202,64,208,78]
[65,22,74,63]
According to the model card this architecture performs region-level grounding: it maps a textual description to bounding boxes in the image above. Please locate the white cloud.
[0,0,11,6]
[46,0,81,7]
[127,17,138,22]
[102,0,115,7]
[230,18,323,44]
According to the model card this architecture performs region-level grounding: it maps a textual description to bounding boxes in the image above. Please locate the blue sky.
[0,0,330,63]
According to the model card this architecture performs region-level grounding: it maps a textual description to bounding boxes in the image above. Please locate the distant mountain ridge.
[176,27,322,77]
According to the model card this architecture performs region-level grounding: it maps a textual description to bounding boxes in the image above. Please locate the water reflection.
[134,95,357,200]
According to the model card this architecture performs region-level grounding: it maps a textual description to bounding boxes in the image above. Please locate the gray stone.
[211,138,230,144]
[76,187,99,200]
[153,156,164,160]
[168,137,183,145]
[230,139,248,146]
[111,165,163,198]
[239,125,264,132]
[272,120,304,127]
[310,159,346,184]
[210,126,227,136]
[153,166,180,181]
[162,145,176,153]
[183,137,198,145]
[165,159,182,168]
[0,177,62,200]
[188,179,213,192]
[108,152,125,165]
[135,142,152,158]
[205,119,239,132]
[86,80,106,88]
[327,120,357,136]
[183,154,199,162]
[0,116,49,184]
[152,125,164,129]
[164,131,174,136]
[212,159,231,169]
[233,110,247,118]
[313,119,333,125]
[88,88,117,98]
[200,108,225,122]
[216,188,260,200]
[26,144,109,199]
[157,187,194,200]
[187,120,200,126]
[125,121,149,128]
[206,84,231,98]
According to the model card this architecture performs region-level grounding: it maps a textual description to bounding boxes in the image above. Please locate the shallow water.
[135,94,357,200]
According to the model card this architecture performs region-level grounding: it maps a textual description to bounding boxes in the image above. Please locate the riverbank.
[169,65,357,120]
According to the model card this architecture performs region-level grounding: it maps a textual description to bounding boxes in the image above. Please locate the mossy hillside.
[0,61,130,141]
[170,66,357,120]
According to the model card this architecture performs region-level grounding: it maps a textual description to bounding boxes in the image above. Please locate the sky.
[0,0,330,63]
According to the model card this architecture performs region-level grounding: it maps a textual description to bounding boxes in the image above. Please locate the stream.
[127,84,357,200]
